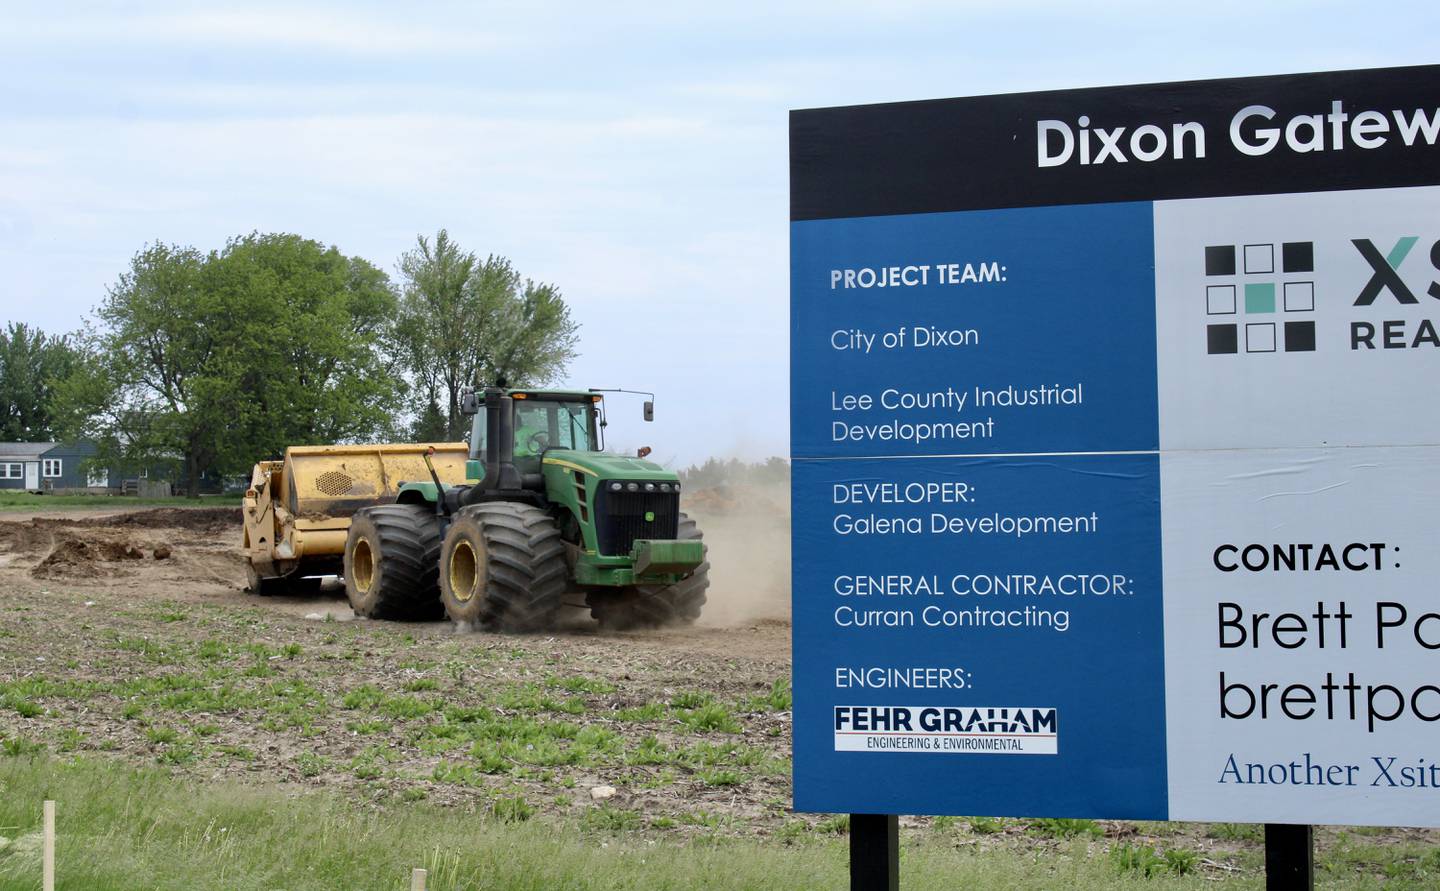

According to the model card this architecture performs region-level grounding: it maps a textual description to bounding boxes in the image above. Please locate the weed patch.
[676,702,741,734]
[1030,817,1102,838]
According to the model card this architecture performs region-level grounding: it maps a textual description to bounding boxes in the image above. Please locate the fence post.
[410,866,427,891]
[42,800,55,891]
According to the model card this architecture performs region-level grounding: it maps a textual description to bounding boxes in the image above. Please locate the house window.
[2,463,20,479]
[88,468,108,487]
[42,458,62,478]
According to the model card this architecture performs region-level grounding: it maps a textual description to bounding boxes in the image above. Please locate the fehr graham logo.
[1204,241,1316,355]
[833,705,1059,755]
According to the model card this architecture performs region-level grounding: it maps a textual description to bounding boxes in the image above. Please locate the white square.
[1245,322,1276,353]
[1243,243,1274,274]
[1206,285,1236,315]
[1283,281,1314,312]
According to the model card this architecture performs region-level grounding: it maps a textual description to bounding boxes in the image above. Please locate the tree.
[203,233,402,469]
[61,235,404,494]
[0,323,78,441]
[58,243,212,489]
[393,230,580,439]
[678,456,790,490]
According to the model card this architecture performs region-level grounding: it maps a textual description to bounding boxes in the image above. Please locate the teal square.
[1244,283,1276,314]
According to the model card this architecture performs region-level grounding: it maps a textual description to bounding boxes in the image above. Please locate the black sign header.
[790,65,1440,221]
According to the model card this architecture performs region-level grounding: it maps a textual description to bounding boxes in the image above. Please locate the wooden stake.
[42,800,55,891]
[410,867,427,891]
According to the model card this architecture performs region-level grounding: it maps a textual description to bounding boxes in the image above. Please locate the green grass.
[0,756,1429,890]
[742,677,792,712]
[698,769,741,787]
[1030,817,1103,838]
[0,492,238,511]
[669,691,712,710]
[490,796,536,824]
[546,675,617,695]
[613,703,664,722]
[1321,833,1440,883]
[674,702,741,734]
[1208,822,1263,842]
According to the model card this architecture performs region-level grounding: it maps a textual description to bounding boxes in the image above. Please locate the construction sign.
[788,65,1440,825]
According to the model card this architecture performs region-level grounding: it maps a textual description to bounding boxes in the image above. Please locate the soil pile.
[97,507,240,535]
[32,537,147,578]
[0,507,245,586]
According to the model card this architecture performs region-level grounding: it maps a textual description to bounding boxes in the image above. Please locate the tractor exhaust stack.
[466,387,521,503]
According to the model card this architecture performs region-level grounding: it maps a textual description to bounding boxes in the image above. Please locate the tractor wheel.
[439,502,567,632]
[591,513,709,630]
[343,504,445,620]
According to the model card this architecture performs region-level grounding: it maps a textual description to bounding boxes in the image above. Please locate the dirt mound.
[96,507,240,535]
[1,507,242,586]
[32,536,147,578]
[0,522,54,555]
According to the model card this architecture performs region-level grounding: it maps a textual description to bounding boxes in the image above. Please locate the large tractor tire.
[439,502,567,632]
[343,504,445,620]
[590,512,709,630]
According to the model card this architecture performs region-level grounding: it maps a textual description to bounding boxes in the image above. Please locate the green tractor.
[341,387,708,631]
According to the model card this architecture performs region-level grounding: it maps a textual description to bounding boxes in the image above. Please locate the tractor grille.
[594,488,679,556]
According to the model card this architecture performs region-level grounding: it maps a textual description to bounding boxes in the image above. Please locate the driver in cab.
[512,407,549,458]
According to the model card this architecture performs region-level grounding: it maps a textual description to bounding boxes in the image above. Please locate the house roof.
[0,442,58,459]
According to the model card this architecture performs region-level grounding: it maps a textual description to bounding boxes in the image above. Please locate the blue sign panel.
[792,454,1166,817]
[790,201,1167,817]
[791,203,1159,459]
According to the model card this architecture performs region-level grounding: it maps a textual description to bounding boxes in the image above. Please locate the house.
[0,441,113,493]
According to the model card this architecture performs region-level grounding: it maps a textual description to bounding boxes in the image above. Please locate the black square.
[1205,245,1236,276]
[1207,324,1238,354]
[1284,320,1316,352]
[1282,242,1314,273]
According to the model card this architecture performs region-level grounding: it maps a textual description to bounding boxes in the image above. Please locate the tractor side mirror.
[460,391,479,415]
[643,400,654,422]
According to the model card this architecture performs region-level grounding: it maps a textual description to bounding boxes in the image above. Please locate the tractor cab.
[467,389,602,473]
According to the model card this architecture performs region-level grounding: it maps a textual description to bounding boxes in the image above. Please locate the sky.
[1,2,1435,466]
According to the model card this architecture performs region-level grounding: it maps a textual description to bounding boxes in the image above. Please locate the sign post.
[789,65,1440,882]
[849,814,899,891]
[1264,824,1314,890]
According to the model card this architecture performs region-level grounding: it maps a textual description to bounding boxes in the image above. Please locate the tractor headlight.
[673,482,680,492]
[658,483,671,493]
[609,482,622,492]
[626,482,639,492]
[644,483,656,492]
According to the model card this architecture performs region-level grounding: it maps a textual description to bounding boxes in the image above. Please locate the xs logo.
[1351,237,1440,305]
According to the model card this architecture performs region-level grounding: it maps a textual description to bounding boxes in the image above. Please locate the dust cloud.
[686,485,791,627]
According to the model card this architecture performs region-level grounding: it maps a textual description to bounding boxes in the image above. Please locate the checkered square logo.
[1204,241,1317,355]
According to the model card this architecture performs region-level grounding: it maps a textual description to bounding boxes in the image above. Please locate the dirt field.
[2,501,1438,883]
[0,502,797,834]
